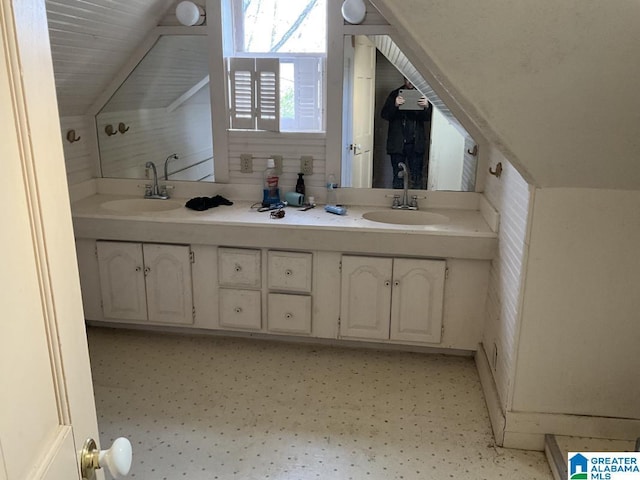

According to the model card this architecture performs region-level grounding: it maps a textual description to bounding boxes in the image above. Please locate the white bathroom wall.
[59,115,98,185]
[512,188,640,420]
[482,150,531,409]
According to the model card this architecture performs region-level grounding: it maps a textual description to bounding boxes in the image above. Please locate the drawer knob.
[394,280,400,287]
[234,264,242,272]
[384,280,391,287]
[285,313,293,319]
[285,269,293,276]
[135,266,142,272]
[235,307,243,314]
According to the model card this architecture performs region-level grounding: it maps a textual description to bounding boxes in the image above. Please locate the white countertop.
[72,194,498,259]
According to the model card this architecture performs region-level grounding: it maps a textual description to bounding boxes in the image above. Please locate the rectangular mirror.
[342,35,478,192]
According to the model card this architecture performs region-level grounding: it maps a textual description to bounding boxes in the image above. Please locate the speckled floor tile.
[87,327,552,479]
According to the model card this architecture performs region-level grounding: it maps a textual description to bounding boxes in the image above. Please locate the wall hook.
[104,125,117,136]
[467,145,478,156]
[118,122,130,134]
[66,129,81,143]
[489,162,503,178]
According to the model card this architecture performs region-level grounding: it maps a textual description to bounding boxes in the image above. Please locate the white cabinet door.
[267,293,312,334]
[390,258,445,344]
[340,256,392,340]
[219,288,262,330]
[97,241,147,321]
[144,244,193,325]
[97,241,194,325]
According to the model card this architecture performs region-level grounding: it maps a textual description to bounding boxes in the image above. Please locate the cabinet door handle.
[135,266,142,272]
[285,269,293,276]
[394,280,400,287]
[234,264,242,272]
[285,312,293,319]
[234,307,243,314]
[144,267,150,276]
[384,280,391,287]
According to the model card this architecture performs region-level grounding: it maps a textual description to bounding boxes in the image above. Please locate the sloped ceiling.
[46,0,175,116]
[372,0,640,190]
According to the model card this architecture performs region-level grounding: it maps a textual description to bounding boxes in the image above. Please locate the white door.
[339,256,392,340]
[390,258,446,344]
[0,2,101,479]
[144,243,194,325]
[350,35,376,188]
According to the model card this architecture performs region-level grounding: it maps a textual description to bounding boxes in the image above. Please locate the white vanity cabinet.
[217,248,314,335]
[266,251,313,335]
[218,248,262,330]
[96,241,194,325]
[339,255,446,344]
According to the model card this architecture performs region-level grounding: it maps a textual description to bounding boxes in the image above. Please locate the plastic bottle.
[262,158,280,207]
[326,174,338,206]
[295,173,305,197]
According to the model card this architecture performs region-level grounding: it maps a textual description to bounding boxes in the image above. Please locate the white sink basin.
[362,210,450,226]
[101,199,184,213]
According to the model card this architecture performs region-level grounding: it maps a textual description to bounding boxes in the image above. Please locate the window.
[223,0,326,132]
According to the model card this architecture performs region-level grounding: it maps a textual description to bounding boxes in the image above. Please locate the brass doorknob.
[81,437,132,479]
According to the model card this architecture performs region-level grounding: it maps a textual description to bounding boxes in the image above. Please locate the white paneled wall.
[228,131,326,190]
[60,115,99,185]
[97,101,212,180]
[482,150,531,409]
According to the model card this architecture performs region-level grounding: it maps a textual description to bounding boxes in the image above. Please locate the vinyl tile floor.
[87,327,552,480]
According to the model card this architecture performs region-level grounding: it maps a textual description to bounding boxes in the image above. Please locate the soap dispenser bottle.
[262,158,280,207]
[295,173,305,197]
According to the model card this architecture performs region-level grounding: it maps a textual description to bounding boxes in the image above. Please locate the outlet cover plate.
[240,154,253,173]
[301,156,313,175]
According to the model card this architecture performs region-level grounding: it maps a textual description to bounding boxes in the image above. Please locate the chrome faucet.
[164,153,178,180]
[144,161,169,199]
[392,162,418,210]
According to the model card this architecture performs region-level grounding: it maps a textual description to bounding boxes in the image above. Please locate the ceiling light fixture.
[176,1,206,26]
[341,0,366,25]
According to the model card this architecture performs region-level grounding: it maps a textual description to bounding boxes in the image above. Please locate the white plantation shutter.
[255,58,279,131]
[228,57,279,131]
[294,57,322,131]
[229,57,255,129]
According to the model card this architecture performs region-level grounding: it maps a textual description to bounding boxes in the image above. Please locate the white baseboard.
[475,343,640,451]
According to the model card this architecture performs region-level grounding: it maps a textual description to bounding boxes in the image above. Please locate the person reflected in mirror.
[381,77,432,189]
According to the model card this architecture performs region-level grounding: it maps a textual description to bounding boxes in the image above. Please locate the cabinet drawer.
[219,288,261,330]
[267,251,312,293]
[218,248,261,288]
[267,293,311,335]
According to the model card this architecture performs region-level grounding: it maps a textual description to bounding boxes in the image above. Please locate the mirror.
[342,35,478,191]
[96,35,214,181]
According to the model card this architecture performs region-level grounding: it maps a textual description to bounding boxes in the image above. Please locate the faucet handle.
[393,195,401,207]
[144,184,153,197]
[160,184,174,198]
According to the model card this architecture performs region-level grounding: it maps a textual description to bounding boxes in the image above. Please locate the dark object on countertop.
[185,195,233,211]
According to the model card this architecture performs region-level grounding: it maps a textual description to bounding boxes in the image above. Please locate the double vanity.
[72,185,497,353]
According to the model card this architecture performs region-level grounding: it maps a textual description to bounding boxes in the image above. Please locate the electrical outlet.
[240,154,253,173]
[271,155,283,175]
[300,155,313,175]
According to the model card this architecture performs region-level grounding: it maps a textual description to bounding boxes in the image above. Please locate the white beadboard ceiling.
[46,0,176,116]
